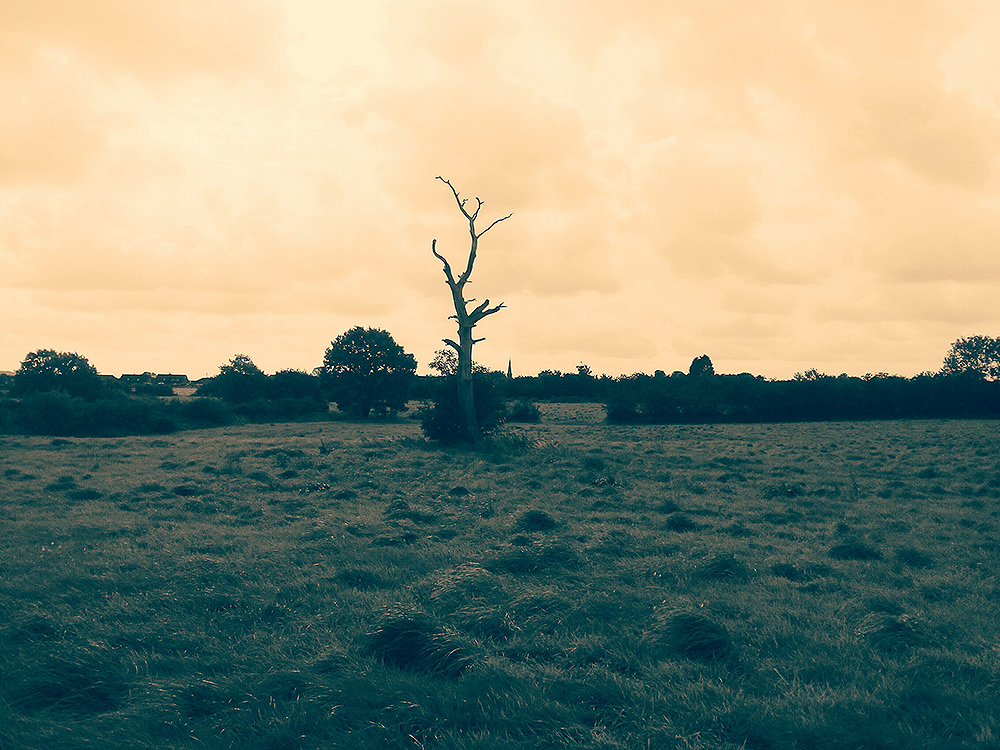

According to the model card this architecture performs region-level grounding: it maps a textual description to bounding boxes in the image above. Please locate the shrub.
[197,354,268,403]
[175,397,236,427]
[7,392,179,436]
[507,399,541,423]
[420,371,507,443]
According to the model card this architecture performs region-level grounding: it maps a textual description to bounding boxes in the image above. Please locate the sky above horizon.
[3,1,1000,380]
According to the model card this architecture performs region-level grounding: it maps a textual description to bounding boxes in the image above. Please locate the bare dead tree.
[431,176,512,444]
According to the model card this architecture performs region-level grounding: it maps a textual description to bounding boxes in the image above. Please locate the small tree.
[940,335,1000,380]
[199,354,268,403]
[431,176,511,445]
[320,327,416,418]
[13,349,103,399]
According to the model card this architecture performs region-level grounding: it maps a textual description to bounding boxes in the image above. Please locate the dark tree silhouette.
[320,327,416,418]
[14,349,103,399]
[940,335,1000,380]
[199,354,268,403]
[431,176,511,444]
[689,354,715,377]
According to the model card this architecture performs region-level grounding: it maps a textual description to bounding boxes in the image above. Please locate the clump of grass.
[895,546,935,569]
[452,604,520,641]
[655,498,681,513]
[665,513,699,532]
[384,499,439,524]
[657,608,738,665]
[3,642,131,714]
[855,612,927,653]
[486,539,580,574]
[67,488,103,501]
[769,561,831,582]
[695,553,753,582]
[431,562,500,606]
[765,481,805,498]
[4,612,66,643]
[369,612,471,678]
[336,568,386,589]
[517,509,558,532]
[829,537,883,561]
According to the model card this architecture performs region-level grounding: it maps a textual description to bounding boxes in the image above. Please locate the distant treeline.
[425,368,1000,423]
[4,335,1000,437]
[601,371,1000,423]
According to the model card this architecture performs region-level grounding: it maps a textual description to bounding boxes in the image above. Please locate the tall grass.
[1,417,998,748]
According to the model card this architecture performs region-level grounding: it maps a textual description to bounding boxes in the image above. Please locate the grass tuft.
[486,539,580,574]
[369,611,472,678]
[769,561,831,582]
[665,512,699,531]
[855,612,927,652]
[3,643,130,714]
[336,567,386,589]
[695,553,753,581]
[657,608,738,664]
[517,509,558,532]
[829,537,883,561]
[895,546,935,569]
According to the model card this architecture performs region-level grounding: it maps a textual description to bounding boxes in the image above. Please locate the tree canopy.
[940,335,1000,380]
[320,327,416,418]
[689,355,715,377]
[13,349,104,399]
[199,354,269,403]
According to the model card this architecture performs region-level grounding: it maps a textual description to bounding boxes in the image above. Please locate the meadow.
[1,407,998,748]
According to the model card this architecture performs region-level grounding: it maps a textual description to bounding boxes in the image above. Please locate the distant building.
[119,373,190,389]
[155,374,190,387]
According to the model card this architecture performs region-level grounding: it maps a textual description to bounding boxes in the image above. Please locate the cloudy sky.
[3,1,999,379]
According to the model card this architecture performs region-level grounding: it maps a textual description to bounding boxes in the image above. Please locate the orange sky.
[2,1,999,379]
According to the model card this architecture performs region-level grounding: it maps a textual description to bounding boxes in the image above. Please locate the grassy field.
[1,409,998,748]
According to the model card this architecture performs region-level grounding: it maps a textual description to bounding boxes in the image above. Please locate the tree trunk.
[457,325,477,444]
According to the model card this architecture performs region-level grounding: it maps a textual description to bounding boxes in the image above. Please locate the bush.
[174,398,236,427]
[197,354,268,403]
[8,393,179,436]
[506,399,541,423]
[420,371,507,443]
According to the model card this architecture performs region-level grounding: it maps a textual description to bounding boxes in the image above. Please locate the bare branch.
[431,239,457,286]
[436,176,474,221]
[443,338,461,352]
[477,213,513,238]
[470,298,493,317]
